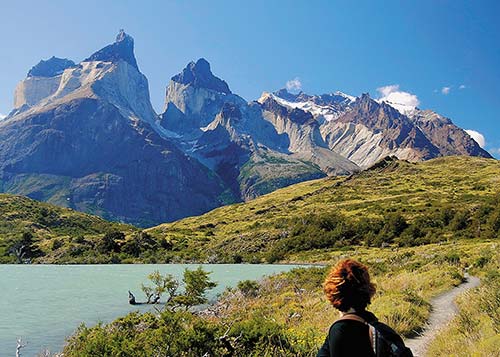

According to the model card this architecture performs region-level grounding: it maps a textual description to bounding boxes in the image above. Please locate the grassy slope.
[238,150,325,199]
[148,156,500,261]
[0,193,137,263]
[2,156,498,265]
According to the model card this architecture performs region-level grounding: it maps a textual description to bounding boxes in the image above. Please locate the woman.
[317,259,412,357]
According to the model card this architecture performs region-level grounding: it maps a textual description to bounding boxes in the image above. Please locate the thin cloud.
[459,84,466,90]
[376,84,420,114]
[286,77,302,93]
[441,86,451,95]
[465,129,486,148]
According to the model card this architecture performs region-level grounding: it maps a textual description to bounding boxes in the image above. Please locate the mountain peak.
[84,30,138,69]
[273,88,305,102]
[115,29,131,43]
[27,56,76,78]
[171,58,231,94]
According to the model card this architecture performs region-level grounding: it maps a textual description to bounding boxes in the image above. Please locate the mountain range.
[0,31,492,226]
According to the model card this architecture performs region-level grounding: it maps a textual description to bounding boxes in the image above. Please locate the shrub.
[237,280,260,297]
[96,231,124,253]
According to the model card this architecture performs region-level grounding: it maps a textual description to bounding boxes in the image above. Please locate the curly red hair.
[323,259,376,312]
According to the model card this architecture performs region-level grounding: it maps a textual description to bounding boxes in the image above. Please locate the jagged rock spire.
[84,30,138,69]
[171,58,231,94]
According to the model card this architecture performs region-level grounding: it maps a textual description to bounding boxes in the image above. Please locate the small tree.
[142,270,179,304]
[173,267,218,310]
[96,231,124,253]
[141,284,155,304]
[140,267,216,309]
[9,231,42,263]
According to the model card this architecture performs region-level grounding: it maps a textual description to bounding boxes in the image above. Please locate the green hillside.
[147,156,500,263]
[1,156,499,264]
[0,194,138,263]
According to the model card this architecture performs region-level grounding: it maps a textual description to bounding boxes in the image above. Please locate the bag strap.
[336,313,377,355]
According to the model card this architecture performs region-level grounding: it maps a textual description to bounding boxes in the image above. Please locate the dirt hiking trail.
[404,273,480,356]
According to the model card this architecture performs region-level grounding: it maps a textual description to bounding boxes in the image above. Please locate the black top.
[317,310,376,357]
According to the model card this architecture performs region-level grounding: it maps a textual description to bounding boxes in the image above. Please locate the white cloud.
[377,84,400,98]
[286,77,302,93]
[441,86,451,95]
[376,84,420,114]
[490,148,500,155]
[465,129,486,148]
[459,84,466,90]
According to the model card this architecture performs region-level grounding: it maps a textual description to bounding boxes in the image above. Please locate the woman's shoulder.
[328,318,368,335]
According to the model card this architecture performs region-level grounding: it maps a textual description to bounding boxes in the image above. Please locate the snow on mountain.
[376,98,418,116]
[262,89,356,123]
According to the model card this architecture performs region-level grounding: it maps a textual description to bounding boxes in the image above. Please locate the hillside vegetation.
[0,194,137,263]
[148,156,500,263]
[1,156,499,264]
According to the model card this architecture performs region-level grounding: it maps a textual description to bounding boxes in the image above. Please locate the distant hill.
[0,193,137,263]
[147,156,500,263]
[1,156,498,264]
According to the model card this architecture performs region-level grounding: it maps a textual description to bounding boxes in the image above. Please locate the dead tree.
[16,338,27,357]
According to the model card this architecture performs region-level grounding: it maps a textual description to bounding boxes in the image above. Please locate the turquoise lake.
[0,264,301,355]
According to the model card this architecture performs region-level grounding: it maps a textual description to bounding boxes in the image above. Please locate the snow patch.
[265,92,354,122]
[333,91,356,102]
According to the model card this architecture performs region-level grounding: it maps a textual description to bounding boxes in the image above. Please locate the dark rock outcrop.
[172,58,231,94]
[84,29,138,69]
[27,57,76,77]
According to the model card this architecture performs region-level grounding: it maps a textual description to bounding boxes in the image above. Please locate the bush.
[96,231,124,253]
[237,280,260,297]
[51,239,63,250]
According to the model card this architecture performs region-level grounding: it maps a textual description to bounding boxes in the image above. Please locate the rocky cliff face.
[0,32,227,226]
[409,109,491,158]
[161,60,359,200]
[160,59,245,138]
[322,94,440,167]
[258,93,360,175]
[84,30,138,69]
[272,89,492,168]
[13,57,76,112]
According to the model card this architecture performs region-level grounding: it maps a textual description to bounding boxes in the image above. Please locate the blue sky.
[1,0,499,157]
